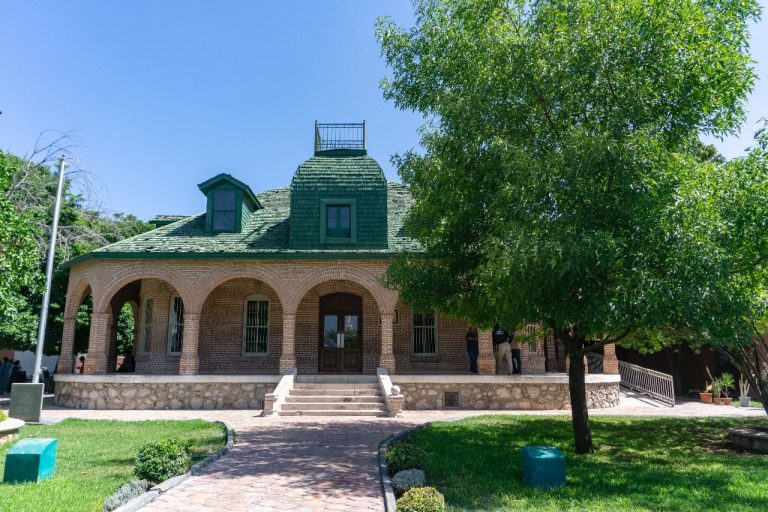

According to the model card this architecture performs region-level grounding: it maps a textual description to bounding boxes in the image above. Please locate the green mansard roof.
[65,182,419,266]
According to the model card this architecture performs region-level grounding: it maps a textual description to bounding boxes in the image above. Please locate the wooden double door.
[319,293,363,372]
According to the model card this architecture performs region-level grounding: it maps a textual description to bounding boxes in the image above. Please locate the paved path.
[2,395,764,511]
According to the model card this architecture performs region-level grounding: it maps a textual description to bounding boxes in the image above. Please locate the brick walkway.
[1,396,764,511]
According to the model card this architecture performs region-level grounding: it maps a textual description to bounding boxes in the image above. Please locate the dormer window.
[326,204,351,238]
[212,190,237,231]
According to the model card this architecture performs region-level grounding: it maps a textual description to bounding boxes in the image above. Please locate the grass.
[0,419,227,512]
[732,399,764,409]
[403,415,768,511]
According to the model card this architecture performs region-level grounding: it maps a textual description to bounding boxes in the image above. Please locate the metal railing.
[315,121,365,152]
[618,361,675,407]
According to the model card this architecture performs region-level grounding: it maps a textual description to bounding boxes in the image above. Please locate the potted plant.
[712,378,723,405]
[700,367,714,403]
[719,372,735,405]
[739,375,752,408]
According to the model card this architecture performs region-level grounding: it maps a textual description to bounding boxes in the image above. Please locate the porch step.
[285,394,384,403]
[278,409,390,417]
[294,375,377,384]
[277,382,388,417]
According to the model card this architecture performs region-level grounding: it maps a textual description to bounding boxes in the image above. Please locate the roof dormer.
[198,173,261,233]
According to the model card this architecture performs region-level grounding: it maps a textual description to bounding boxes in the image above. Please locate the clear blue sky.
[1,2,766,220]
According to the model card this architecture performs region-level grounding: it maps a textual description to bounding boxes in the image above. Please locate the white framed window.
[167,294,184,355]
[141,298,153,354]
[412,311,437,355]
[243,295,269,355]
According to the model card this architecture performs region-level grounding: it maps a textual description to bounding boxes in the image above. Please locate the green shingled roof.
[65,182,419,266]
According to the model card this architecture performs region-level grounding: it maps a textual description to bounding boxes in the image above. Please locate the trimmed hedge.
[386,441,427,475]
[133,439,191,484]
[396,486,446,512]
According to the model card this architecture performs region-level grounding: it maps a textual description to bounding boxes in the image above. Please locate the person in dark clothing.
[511,335,522,374]
[118,352,136,373]
[465,327,479,373]
[492,324,513,375]
[7,361,20,391]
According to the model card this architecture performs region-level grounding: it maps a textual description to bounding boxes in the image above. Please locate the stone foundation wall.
[394,375,620,410]
[54,376,278,410]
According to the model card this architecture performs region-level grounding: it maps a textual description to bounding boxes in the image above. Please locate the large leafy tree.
[0,145,151,354]
[377,0,763,453]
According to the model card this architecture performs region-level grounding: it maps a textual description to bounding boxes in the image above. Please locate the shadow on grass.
[406,416,768,511]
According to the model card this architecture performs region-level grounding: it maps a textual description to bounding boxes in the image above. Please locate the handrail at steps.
[262,367,296,416]
[377,368,404,417]
[618,360,675,407]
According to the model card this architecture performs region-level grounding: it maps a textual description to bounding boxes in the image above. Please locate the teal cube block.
[522,445,565,489]
[3,438,58,484]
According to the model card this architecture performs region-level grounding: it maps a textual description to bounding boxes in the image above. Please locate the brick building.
[55,123,620,412]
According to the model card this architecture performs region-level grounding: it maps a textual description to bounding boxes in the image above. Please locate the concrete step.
[282,402,388,411]
[285,395,385,403]
[278,409,390,417]
[294,375,378,384]
[293,383,380,390]
[290,388,382,397]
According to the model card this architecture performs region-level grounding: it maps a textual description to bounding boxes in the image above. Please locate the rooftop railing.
[315,121,366,152]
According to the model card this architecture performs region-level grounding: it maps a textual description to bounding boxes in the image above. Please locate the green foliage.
[377,0,765,450]
[407,415,768,511]
[116,303,135,355]
[713,372,736,398]
[396,486,446,512]
[386,441,427,475]
[0,410,8,422]
[103,480,149,512]
[133,438,192,484]
[0,148,152,353]
[0,419,226,512]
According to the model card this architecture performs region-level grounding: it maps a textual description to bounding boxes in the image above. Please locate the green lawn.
[404,415,768,512]
[0,419,227,512]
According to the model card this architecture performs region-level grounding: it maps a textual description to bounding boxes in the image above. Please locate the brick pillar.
[603,343,619,374]
[58,315,77,374]
[106,310,118,373]
[478,329,495,374]
[84,312,109,374]
[279,313,296,373]
[379,312,396,373]
[179,312,200,375]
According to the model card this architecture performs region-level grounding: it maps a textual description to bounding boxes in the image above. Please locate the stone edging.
[113,421,235,512]
[379,422,434,512]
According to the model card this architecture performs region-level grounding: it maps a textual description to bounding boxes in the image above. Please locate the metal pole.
[32,157,67,384]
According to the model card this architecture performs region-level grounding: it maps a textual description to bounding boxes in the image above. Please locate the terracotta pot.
[699,392,713,403]
[722,397,733,405]
[713,397,723,405]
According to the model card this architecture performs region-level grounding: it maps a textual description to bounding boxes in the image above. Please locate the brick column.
[478,329,495,374]
[279,313,296,373]
[83,312,109,374]
[179,312,200,375]
[58,315,77,374]
[603,343,619,374]
[106,312,118,373]
[379,312,396,373]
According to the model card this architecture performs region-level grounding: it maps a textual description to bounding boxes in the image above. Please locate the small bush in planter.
[392,468,426,496]
[0,410,7,422]
[134,439,192,484]
[386,441,427,475]
[103,480,149,511]
[396,486,446,512]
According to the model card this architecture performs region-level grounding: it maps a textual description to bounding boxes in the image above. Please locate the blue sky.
[1,2,766,220]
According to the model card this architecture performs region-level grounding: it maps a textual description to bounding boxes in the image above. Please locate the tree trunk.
[568,348,594,454]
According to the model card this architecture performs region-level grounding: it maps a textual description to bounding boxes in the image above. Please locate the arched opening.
[296,280,380,374]
[71,285,93,374]
[198,278,283,374]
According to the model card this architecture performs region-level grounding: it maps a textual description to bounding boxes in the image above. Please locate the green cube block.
[522,445,565,489]
[3,438,58,484]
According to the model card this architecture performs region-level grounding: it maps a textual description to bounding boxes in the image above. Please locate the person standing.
[8,361,20,390]
[0,357,10,395]
[465,327,479,373]
[511,333,522,374]
[492,324,513,375]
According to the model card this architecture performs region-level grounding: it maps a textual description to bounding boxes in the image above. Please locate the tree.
[377,0,763,453]
[0,136,152,353]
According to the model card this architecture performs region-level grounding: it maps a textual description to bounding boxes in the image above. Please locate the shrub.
[0,410,7,422]
[396,486,446,512]
[386,441,427,475]
[133,439,191,483]
[103,480,149,511]
[392,469,426,496]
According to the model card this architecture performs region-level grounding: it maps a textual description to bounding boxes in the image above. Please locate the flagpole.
[32,157,67,384]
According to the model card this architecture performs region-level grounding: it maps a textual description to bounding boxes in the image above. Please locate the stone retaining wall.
[393,375,620,410]
[54,376,277,410]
